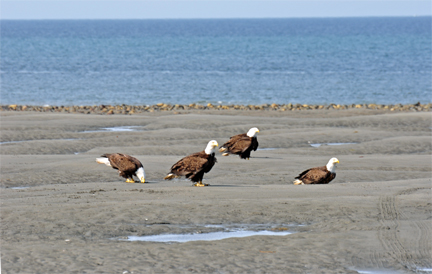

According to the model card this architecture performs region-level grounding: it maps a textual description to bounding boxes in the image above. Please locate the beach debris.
[271,227,288,231]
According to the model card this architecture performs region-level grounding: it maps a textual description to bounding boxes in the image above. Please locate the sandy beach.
[1,109,431,273]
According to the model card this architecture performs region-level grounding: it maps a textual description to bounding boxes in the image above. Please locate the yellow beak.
[141,178,146,183]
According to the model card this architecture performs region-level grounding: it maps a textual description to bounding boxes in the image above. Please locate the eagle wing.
[221,133,246,148]
[295,166,332,184]
[108,153,140,173]
[234,137,254,153]
[170,152,210,176]
[222,134,254,154]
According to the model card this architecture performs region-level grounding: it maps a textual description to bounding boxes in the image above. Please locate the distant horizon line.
[1,15,430,21]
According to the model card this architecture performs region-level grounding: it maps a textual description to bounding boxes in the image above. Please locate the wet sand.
[1,109,431,273]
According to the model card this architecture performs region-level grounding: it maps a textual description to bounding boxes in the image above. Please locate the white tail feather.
[96,158,111,166]
[136,167,145,182]
[293,179,304,185]
[164,173,176,180]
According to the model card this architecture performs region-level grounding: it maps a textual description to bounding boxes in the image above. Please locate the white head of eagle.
[205,140,219,155]
[326,157,340,173]
[246,127,260,138]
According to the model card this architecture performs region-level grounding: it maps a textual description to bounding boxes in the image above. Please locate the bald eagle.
[96,153,145,183]
[293,158,339,185]
[164,140,218,187]
[219,127,259,159]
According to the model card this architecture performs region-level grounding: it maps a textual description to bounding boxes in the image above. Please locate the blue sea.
[1,17,431,106]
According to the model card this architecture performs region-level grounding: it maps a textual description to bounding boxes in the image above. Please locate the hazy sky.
[1,0,431,20]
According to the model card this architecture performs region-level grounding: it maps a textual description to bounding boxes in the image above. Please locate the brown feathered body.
[100,153,143,180]
[220,133,259,159]
[294,166,336,185]
[165,151,217,183]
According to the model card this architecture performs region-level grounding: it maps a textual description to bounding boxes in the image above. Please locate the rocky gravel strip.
[2,102,430,115]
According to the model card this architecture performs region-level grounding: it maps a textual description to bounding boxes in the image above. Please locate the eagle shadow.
[249,156,284,160]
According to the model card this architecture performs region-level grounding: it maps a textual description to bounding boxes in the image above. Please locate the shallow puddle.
[354,266,432,274]
[0,138,78,145]
[0,140,27,145]
[125,230,292,243]
[356,271,397,274]
[309,142,358,148]
[417,268,432,273]
[81,126,143,133]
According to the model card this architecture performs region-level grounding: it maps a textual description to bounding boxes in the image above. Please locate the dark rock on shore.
[2,102,431,114]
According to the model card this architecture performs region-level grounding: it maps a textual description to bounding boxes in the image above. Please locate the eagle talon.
[125,178,135,183]
[193,182,209,187]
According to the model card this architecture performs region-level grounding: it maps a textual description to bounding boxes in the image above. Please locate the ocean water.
[1,17,431,106]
